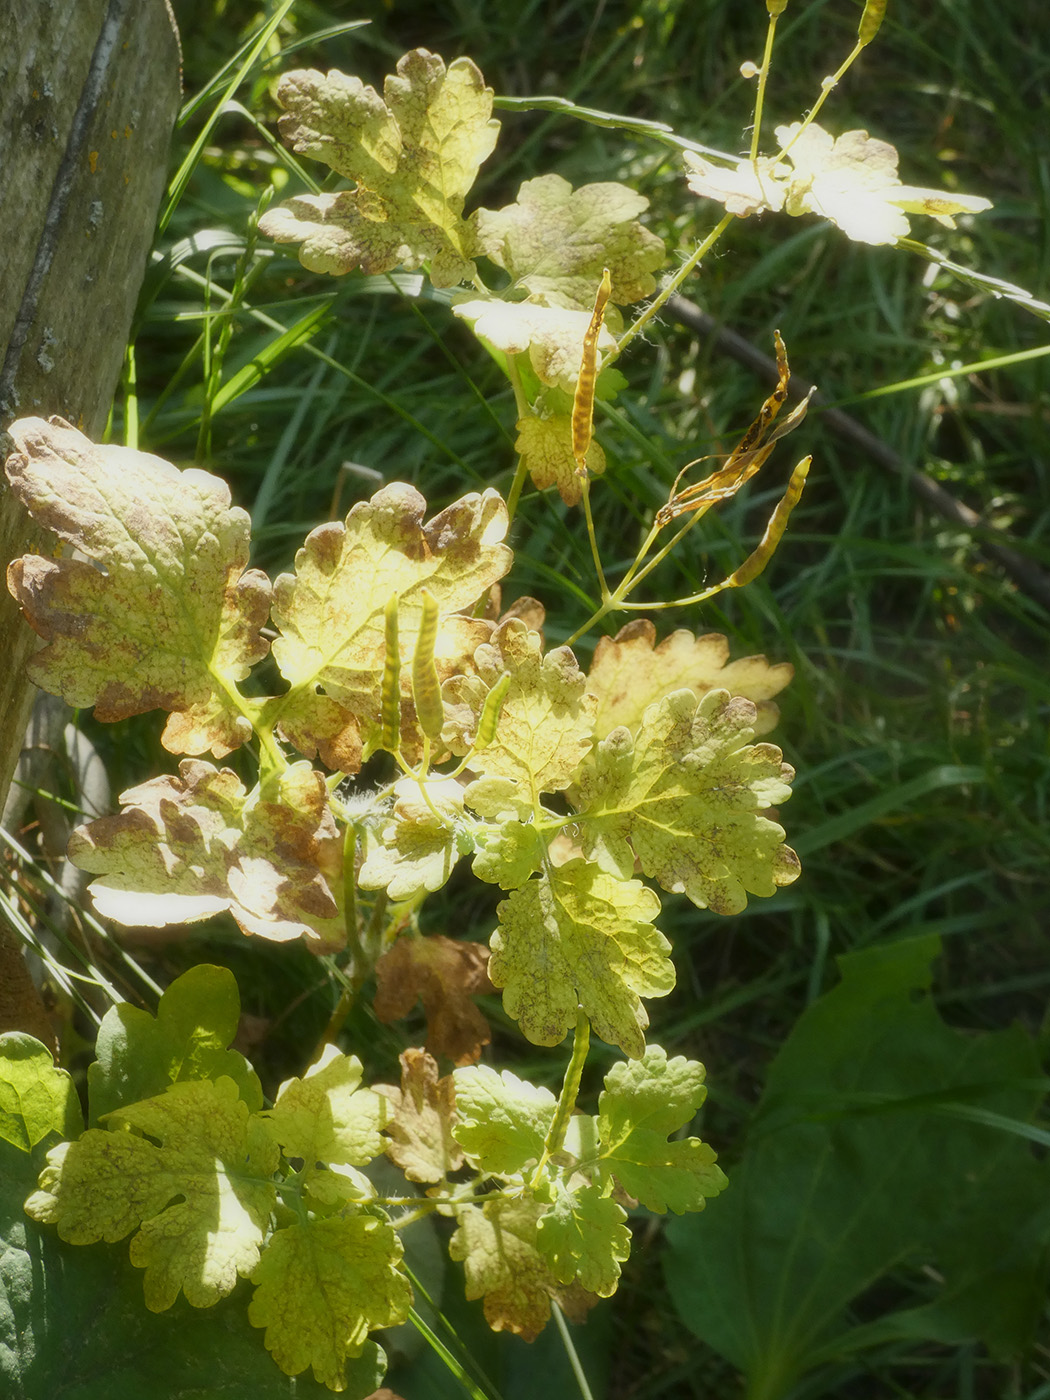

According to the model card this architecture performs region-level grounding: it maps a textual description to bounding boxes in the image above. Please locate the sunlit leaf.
[5,418,269,757]
[489,861,672,1058]
[270,483,510,771]
[26,1078,279,1311]
[586,620,792,739]
[68,760,346,950]
[260,50,499,286]
[470,172,664,309]
[576,689,799,914]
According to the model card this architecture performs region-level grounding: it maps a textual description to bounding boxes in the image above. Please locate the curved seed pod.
[381,592,401,752]
[473,671,512,751]
[858,0,886,46]
[412,589,444,741]
[766,0,788,14]
[572,267,613,477]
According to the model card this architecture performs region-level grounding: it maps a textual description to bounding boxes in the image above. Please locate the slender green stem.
[504,361,532,523]
[531,1009,590,1188]
[553,1301,596,1400]
[614,212,735,362]
[579,477,609,603]
[777,42,863,159]
[750,12,780,161]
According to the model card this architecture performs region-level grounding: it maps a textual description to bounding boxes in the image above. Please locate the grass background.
[20,0,1050,1396]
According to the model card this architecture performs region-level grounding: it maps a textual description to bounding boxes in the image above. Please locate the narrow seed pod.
[571,267,613,476]
[380,592,401,752]
[474,671,512,751]
[858,0,886,46]
[412,589,445,741]
[726,455,811,590]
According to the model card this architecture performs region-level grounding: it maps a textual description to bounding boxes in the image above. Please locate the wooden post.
[0,0,181,816]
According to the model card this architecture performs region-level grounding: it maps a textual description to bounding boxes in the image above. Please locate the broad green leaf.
[259,50,499,286]
[378,1048,463,1184]
[449,1197,588,1341]
[451,1064,556,1176]
[776,123,992,245]
[587,620,792,739]
[373,935,494,1065]
[26,1077,279,1311]
[598,1045,726,1214]
[269,483,510,770]
[462,619,596,797]
[664,936,1050,1397]
[263,1044,388,1171]
[5,418,270,758]
[88,964,262,1125]
[358,776,469,900]
[514,413,606,506]
[576,688,800,914]
[464,774,553,887]
[0,1034,82,1152]
[470,173,665,309]
[452,299,616,392]
[489,862,672,1058]
[248,1214,411,1388]
[1,1135,351,1400]
[536,1181,631,1296]
[68,760,346,950]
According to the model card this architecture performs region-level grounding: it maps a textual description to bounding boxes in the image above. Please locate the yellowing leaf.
[377,1048,463,1184]
[451,1064,556,1176]
[514,413,606,506]
[263,1043,388,1170]
[489,862,673,1058]
[4,418,269,758]
[598,1046,727,1215]
[358,776,469,901]
[449,1197,588,1341]
[776,122,992,245]
[575,689,800,915]
[536,1181,631,1296]
[682,150,787,217]
[67,760,346,950]
[260,50,499,286]
[470,173,664,309]
[462,619,596,797]
[270,483,510,771]
[248,1214,411,1388]
[26,1077,279,1310]
[587,619,792,739]
[373,935,493,1066]
[452,299,616,392]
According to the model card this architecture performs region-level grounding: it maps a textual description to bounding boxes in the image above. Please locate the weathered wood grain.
[0,0,181,816]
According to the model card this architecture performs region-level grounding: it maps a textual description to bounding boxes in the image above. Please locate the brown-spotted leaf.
[470,172,665,310]
[259,50,500,287]
[587,619,792,739]
[515,413,606,506]
[67,760,346,950]
[4,418,269,757]
[575,689,800,915]
[270,483,511,771]
[449,1197,599,1341]
[448,618,595,797]
[374,935,493,1065]
[377,1048,463,1183]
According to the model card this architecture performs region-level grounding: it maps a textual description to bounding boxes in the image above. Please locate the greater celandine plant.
[0,3,993,1392]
